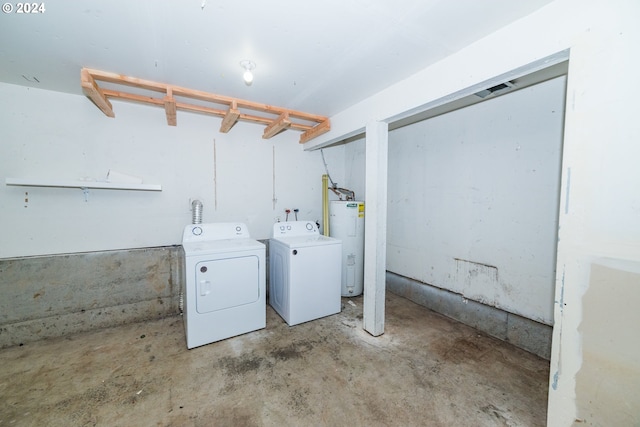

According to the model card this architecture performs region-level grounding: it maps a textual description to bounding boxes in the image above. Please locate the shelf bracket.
[81,69,115,118]
[164,87,177,126]
[220,101,240,133]
[300,120,331,144]
[263,113,291,139]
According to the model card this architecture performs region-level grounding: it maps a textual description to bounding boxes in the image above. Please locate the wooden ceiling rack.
[81,68,330,143]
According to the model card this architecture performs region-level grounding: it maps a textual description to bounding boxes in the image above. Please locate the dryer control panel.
[183,223,250,243]
[271,221,319,238]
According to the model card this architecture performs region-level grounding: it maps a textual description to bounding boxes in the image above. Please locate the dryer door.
[195,255,260,314]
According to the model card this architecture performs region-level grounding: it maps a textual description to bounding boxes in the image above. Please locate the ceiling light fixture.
[240,60,256,86]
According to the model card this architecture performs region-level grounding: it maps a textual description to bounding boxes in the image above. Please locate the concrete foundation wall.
[387,271,552,360]
[0,246,183,348]
[1,241,551,359]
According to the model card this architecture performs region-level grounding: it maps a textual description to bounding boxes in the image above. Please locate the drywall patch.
[575,259,640,426]
[455,258,499,306]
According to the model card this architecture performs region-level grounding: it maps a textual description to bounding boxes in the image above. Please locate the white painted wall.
[303,1,640,424]
[0,82,340,258]
[319,79,565,325]
[387,77,565,324]
[342,138,366,202]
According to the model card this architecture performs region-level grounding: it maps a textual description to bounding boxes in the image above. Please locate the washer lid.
[183,238,265,255]
[271,234,341,249]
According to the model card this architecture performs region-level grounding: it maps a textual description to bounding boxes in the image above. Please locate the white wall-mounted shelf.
[5,178,162,191]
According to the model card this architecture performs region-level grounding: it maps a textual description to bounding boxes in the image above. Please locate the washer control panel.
[272,221,319,238]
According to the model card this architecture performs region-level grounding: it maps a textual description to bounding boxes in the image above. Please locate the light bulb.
[243,69,253,85]
[240,60,256,86]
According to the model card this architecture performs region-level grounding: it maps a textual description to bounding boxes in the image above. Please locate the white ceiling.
[0,0,553,118]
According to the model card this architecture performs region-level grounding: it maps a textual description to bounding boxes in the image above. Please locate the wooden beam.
[238,102,327,123]
[82,67,332,142]
[288,122,314,132]
[102,91,313,131]
[220,101,240,133]
[105,90,314,132]
[83,68,328,124]
[175,102,223,116]
[81,69,114,117]
[84,67,169,94]
[164,88,177,126]
[299,120,330,144]
[263,113,291,139]
[102,89,164,106]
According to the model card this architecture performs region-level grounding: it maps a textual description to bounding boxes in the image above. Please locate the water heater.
[329,201,365,297]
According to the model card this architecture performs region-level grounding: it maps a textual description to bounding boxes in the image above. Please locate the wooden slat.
[220,101,240,133]
[81,69,115,117]
[263,113,291,139]
[164,88,177,126]
[105,89,315,131]
[237,101,327,123]
[173,84,327,123]
[104,90,315,131]
[176,102,226,118]
[288,122,314,131]
[102,89,164,106]
[299,120,331,144]
[103,88,227,118]
[84,68,169,94]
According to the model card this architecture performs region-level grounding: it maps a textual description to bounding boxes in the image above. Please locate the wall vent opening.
[474,81,515,99]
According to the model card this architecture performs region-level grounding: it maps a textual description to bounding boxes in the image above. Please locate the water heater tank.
[329,201,365,297]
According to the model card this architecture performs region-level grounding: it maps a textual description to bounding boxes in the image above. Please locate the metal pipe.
[322,174,330,236]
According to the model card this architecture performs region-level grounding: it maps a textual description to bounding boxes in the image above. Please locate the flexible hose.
[192,200,203,224]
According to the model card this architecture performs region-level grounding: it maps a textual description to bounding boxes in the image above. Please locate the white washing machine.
[182,223,265,349]
[269,221,342,326]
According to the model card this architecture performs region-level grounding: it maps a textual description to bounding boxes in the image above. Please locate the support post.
[363,120,388,336]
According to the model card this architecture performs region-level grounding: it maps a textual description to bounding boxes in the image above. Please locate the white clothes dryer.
[182,223,265,349]
[269,221,342,326]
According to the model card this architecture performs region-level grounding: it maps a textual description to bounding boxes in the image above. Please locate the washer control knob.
[287,225,291,230]
[306,222,313,230]
[192,226,203,236]
[280,225,285,231]
[236,226,242,232]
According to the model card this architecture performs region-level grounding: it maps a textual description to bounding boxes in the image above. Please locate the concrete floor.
[0,292,549,427]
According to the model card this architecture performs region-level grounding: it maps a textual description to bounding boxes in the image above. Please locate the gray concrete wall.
[0,246,183,348]
[1,244,551,360]
[387,271,552,360]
